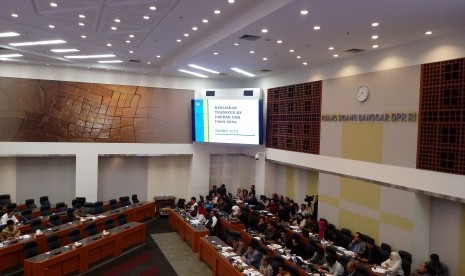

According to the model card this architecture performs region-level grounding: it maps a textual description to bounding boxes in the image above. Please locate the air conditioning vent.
[260,69,272,72]
[345,48,365,53]
[219,73,228,76]
[128,59,141,63]
[239,34,261,41]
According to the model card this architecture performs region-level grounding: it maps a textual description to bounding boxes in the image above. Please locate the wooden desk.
[0,201,154,274]
[218,217,245,238]
[154,196,176,216]
[198,236,243,276]
[23,222,146,276]
[168,209,210,253]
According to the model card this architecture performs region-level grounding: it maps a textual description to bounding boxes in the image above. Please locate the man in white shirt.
[205,210,218,234]
[318,254,344,276]
[1,208,19,225]
[189,197,198,211]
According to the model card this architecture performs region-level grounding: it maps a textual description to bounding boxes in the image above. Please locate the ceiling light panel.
[0,32,20,37]
[9,40,66,46]
[188,64,219,74]
[51,49,79,53]
[0,54,23,58]
[179,69,208,78]
[65,54,115,59]
[231,67,255,77]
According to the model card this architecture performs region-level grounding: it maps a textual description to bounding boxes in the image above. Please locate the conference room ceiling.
[0,0,464,79]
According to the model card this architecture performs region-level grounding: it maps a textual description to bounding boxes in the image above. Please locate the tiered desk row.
[0,201,155,275]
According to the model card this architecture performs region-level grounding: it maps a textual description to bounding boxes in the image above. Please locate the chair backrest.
[49,214,62,226]
[117,213,128,225]
[104,218,115,230]
[25,199,37,209]
[30,218,43,232]
[0,194,12,206]
[94,201,104,214]
[86,223,98,236]
[23,241,40,258]
[83,202,95,215]
[40,205,52,216]
[131,194,140,204]
[39,196,51,206]
[71,199,80,208]
[47,235,61,250]
[76,197,86,205]
[55,202,66,212]
[120,196,131,206]
[66,207,76,222]
[68,229,81,242]
[340,227,352,236]
[398,250,412,262]
[21,209,33,220]
[399,250,412,275]
[381,242,392,253]
[109,199,119,210]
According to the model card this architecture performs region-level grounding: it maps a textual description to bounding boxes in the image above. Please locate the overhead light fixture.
[79,22,85,26]
[79,14,85,18]
[372,44,379,48]
[0,32,20,37]
[150,6,156,10]
[214,10,221,14]
[425,31,432,35]
[107,43,112,47]
[0,54,23,58]
[328,46,334,50]
[126,40,130,43]
[192,26,198,31]
[147,62,151,65]
[188,64,219,74]
[184,33,189,37]
[129,34,134,38]
[81,35,86,39]
[303,62,308,66]
[313,25,320,30]
[300,10,309,15]
[98,60,124,63]
[9,39,66,46]
[333,54,339,57]
[261,29,268,33]
[156,55,161,58]
[262,57,268,61]
[296,56,301,59]
[213,52,218,55]
[202,19,208,23]
[49,25,55,29]
[179,69,208,78]
[372,35,378,39]
[231,67,255,77]
[234,42,240,46]
[11,13,19,18]
[143,15,150,20]
[50,2,58,7]
[176,39,181,42]
[65,54,116,59]
[51,49,79,53]
[129,50,134,53]
[114,19,120,23]
[111,26,117,30]
[250,50,255,54]
[289,49,294,53]
[228,0,235,3]
[372,22,379,27]
[276,40,283,44]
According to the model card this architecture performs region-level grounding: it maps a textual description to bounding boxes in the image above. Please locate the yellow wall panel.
[306,171,319,196]
[340,178,381,210]
[380,211,413,231]
[285,166,296,198]
[340,209,379,243]
[341,122,383,163]
[319,194,339,208]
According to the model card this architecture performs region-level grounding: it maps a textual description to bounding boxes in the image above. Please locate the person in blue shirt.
[242,244,262,268]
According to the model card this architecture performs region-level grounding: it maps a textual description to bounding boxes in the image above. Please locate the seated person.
[289,238,306,258]
[0,220,21,241]
[205,210,218,234]
[317,254,344,276]
[256,217,267,233]
[359,237,382,265]
[230,205,240,218]
[259,256,273,276]
[309,247,326,265]
[348,232,366,255]
[260,221,277,242]
[277,203,290,222]
[188,197,198,211]
[242,245,262,268]
[277,230,292,249]
[73,205,88,220]
[236,188,243,200]
[345,261,365,276]
[276,266,291,276]
[1,208,19,225]
[291,213,306,228]
[381,252,404,276]
[412,261,435,276]
[232,237,245,255]
[427,254,449,276]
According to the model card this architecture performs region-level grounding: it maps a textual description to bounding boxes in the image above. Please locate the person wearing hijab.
[381,251,404,275]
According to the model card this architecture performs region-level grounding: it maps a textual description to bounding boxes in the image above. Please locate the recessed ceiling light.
[79,22,84,26]
[313,25,320,30]
[129,34,134,38]
[250,50,255,54]
[276,40,283,44]
[49,25,55,29]
[372,44,379,48]
[234,42,240,46]
[184,33,189,37]
[425,31,432,35]
[202,19,208,23]
[79,14,85,18]
[231,67,255,77]
[213,52,218,55]
[114,19,120,23]
[156,55,161,58]
[9,39,66,46]
[289,49,294,53]
[51,49,79,53]
[147,62,151,65]
[329,46,334,50]
[126,40,130,43]
[98,60,124,63]
[46,64,50,66]
[192,26,198,31]
[372,35,378,40]
[261,29,268,33]
[65,54,116,59]
[179,69,208,78]
[107,43,112,47]
[214,10,221,14]
[297,56,301,59]
[143,15,150,20]
[372,22,379,27]
[300,10,309,15]
[0,54,23,58]
[111,26,117,30]
[189,64,220,74]
[81,35,86,39]
[129,50,134,54]
[303,62,308,66]
[262,57,267,61]
[50,2,57,7]
[333,54,339,57]
[176,39,181,42]
[149,6,156,10]
[11,13,19,18]
[228,0,235,3]
[0,32,20,38]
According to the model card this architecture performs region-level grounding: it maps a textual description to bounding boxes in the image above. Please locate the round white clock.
[356,85,369,102]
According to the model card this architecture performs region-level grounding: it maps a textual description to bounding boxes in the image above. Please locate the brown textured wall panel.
[266,81,321,154]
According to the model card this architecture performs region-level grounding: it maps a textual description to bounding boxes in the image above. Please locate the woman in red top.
[318,218,327,240]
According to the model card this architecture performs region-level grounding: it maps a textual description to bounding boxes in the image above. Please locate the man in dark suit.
[344,261,364,276]
[359,237,382,265]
